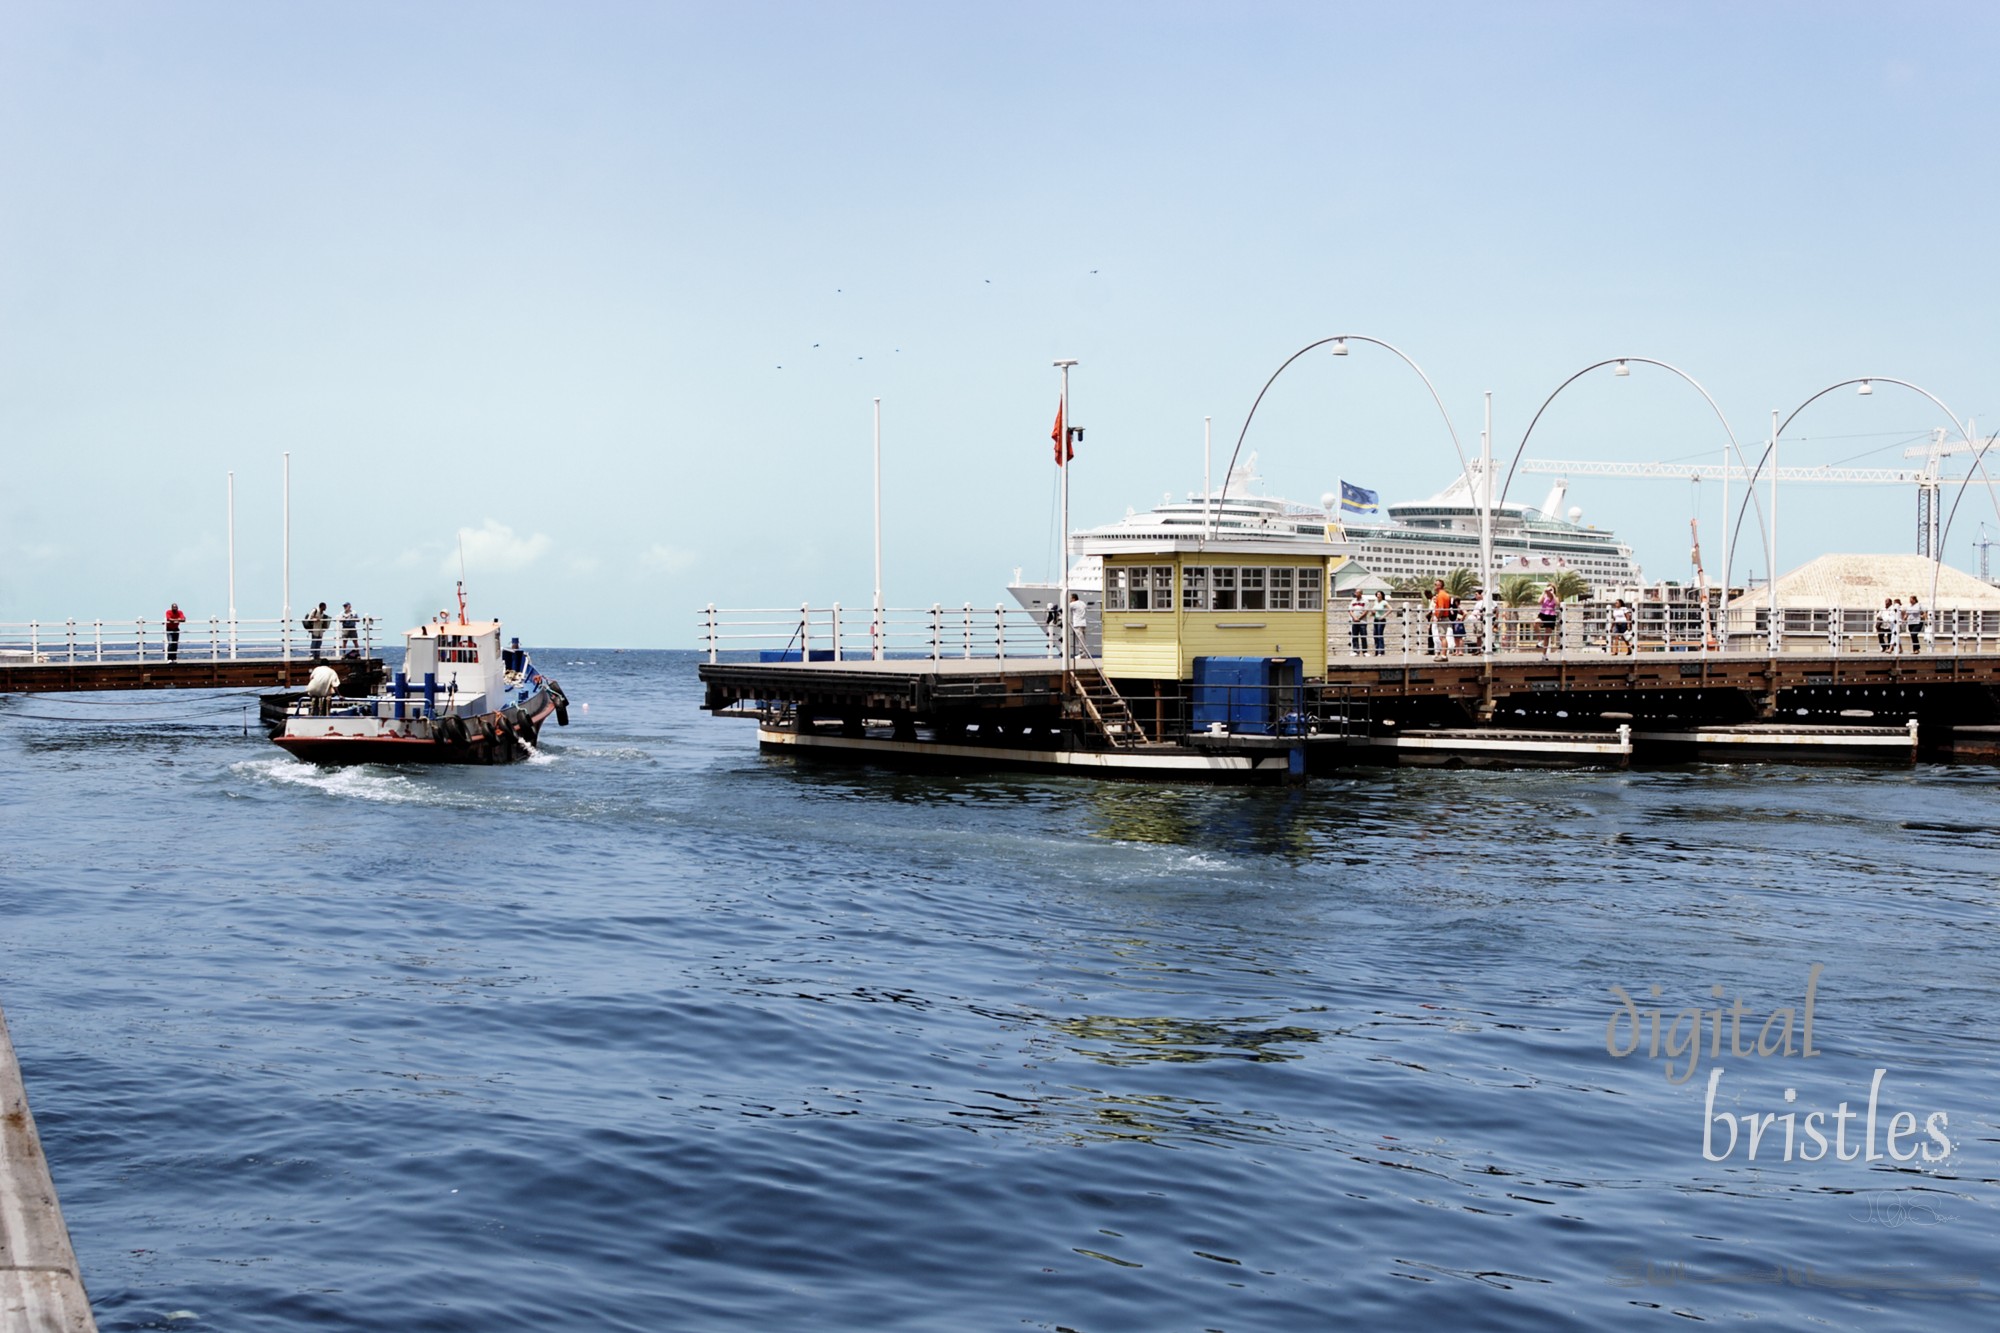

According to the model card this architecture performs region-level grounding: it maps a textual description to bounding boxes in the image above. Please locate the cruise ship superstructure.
[1009,456,1645,626]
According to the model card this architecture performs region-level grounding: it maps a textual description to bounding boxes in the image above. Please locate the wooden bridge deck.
[1,1006,97,1332]
[0,658,386,695]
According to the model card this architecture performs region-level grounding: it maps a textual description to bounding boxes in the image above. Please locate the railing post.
[995,605,1007,662]
[799,602,810,662]
[930,603,942,662]
[28,620,38,661]
[962,602,973,659]
[706,603,718,664]
[65,618,76,664]
[135,618,145,662]
[94,620,102,663]
[831,602,844,662]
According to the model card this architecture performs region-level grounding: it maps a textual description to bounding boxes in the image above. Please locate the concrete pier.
[0,1007,96,1333]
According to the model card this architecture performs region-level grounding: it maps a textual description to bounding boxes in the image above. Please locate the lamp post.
[1217,334,1468,516]
[1736,378,1975,650]
[872,397,883,661]
[1497,357,1752,651]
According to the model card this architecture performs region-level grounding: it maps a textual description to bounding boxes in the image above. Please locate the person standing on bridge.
[164,601,186,661]
[339,603,360,657]
[303,602,331,657]
[1066,592,1088,658]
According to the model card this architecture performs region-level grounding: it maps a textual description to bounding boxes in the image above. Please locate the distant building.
[1730,554,2000,612]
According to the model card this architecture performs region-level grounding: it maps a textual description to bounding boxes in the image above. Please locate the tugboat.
[265,590,570,765]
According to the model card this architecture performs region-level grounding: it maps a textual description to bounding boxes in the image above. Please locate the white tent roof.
[1731,554,2000,611]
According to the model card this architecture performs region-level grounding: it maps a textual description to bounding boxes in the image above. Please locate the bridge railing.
[1333,601,2000,661]
[0,616,379,666]
[698,604,1064,664]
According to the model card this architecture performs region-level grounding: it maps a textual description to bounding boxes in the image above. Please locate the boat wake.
[228,756,431,804]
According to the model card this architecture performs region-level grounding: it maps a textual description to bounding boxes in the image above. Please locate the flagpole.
[1203,415,1212,542]
[282,451,291,666]
[873,396,883,661]
[1481,391,1494,656]
[227,470,238,659]
[1054,359,1077,676]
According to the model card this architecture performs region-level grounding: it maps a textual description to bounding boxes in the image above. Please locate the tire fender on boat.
[550,682,570,727]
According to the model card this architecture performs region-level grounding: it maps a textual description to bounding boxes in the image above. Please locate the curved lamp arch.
[1734,378,1979,618]
[1216,335,1468,519]
[1495,356,1763,596]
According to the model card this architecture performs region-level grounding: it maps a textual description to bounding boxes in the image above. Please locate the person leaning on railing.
[164,601,186,661]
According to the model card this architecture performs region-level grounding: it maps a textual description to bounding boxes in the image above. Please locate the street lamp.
[1217,335,1468,521]
[1497,357,1753,653]
[1738,377,1977,647]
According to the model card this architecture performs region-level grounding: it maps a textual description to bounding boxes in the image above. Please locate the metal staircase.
[1069,653,1150,748]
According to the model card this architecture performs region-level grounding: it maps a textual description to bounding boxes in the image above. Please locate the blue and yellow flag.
[1338,481,1380,516]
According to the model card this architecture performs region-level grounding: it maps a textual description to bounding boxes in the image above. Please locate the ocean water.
[2,648,1995,1332]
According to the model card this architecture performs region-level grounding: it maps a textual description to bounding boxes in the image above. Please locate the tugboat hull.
[270,687,564,767]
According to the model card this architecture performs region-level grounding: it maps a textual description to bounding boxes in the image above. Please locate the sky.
[5,1,2000,646]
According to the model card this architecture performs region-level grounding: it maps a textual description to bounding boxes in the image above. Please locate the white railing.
[698,603,1065,664]
[1326,601,2000,661]
[0,616,379,666]
[699,600,2000,670]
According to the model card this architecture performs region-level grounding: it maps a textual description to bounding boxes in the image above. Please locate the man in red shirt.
[1430,580,1453,660]
[164,602,187,661]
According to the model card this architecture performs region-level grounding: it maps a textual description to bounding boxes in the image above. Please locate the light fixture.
[1330,338,1348,356]
[1614,360,1630,377]
[1857,380,1873,395]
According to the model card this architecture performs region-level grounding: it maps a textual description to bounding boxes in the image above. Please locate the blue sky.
[5,2,1998,645]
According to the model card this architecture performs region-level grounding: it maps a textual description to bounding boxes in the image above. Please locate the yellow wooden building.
[1086,537,1345,680]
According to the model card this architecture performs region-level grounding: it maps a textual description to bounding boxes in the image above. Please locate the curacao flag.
[1338,481,1379,516]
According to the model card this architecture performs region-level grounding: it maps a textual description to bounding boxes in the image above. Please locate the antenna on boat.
[456,531,469,624]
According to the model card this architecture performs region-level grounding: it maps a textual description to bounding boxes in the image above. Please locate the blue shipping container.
[1191,656,1304,735]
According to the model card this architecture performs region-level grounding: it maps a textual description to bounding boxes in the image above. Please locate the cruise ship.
[1008,456,1645,627]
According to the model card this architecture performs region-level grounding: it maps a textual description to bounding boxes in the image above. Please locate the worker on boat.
[304,663,341,716]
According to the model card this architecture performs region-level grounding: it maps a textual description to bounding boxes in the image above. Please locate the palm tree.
[1440,568,1480,598]
[1496,574,1542,608]
[1550,570,1593,602]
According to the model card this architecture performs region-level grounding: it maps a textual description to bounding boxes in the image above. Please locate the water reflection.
[1079,785,1321,857]
[1050,1013,1322,1065]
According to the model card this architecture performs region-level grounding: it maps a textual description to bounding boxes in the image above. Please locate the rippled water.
[2,649,1995,1331]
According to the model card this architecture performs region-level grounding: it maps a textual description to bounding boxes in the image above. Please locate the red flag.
[1052,398,1071,466]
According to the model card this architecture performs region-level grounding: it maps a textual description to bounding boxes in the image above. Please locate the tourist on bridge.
[1348,590,1369,656]
[1907,593,1927,654]
[1536,585,1561,658]
[1877,599,1899,653]
[1430,580,1453,660]
[339,603,360,657]
[1371,590,1390,657]
[303,602,332,657]
[164,601,186,661]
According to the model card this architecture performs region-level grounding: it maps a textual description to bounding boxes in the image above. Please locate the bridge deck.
[0,658,386,695]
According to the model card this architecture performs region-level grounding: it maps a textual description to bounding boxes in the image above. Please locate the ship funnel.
[1540,479,1568,518]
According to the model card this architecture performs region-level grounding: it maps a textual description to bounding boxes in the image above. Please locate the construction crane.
[1521,438,2000,559]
